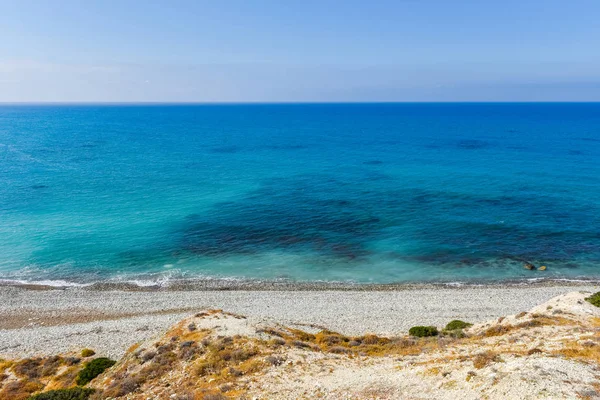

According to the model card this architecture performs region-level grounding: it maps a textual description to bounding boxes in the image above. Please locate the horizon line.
[1,101,600,106]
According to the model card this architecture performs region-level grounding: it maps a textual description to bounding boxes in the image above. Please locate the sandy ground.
[0,284,597,359]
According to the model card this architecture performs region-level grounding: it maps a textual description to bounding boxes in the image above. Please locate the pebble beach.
[1,283,597,359]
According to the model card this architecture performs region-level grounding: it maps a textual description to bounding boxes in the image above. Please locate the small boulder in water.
[524,263,536,270]
[538,265,547,271]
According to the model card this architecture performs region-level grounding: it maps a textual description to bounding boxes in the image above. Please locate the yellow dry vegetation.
[0,355,84,399]
[554,340,600,365]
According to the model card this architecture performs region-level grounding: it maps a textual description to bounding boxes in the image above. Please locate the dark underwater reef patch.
[363,160,384,165]
[456,139,491,150]
[171,175,600,267]
[506,145,530,151]
[423,139,495,150]
[578,137,600,142]
[262,144,308,150]
[210,145,241,154]
[209,144,310,154]
[176,176,384,260]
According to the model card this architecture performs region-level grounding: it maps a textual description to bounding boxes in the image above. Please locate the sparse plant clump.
[63,357,80,366]
[443,329,467,339]
[257,328,285,338]
[0,380,44,400]
[141,350,157,362]
[179,341,202,361]
[465,371,477,382]
[76,357,116,386]
[265,355,285,366]
[269,338,286,347]
[80,349,95,358]
[102,376,140,398]
[481,324,512,337]
[585,292,600,308]
[195,336,264,379]
[555,340,600,364]
[329,346,351,354]
[527,348,542,355]
[288,329,316,342]
[408,326,439,338]
[14,358,43,379]
[28,387,96,400]
[472,351,501,369]
[444,320,472,331]
[40,356,62,377]
[12,356,63,380]
[291,340,311,348]
[315,330,350,346]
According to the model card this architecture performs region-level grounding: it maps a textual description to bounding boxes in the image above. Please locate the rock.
[538,265,547,271]
[524,263,536,270]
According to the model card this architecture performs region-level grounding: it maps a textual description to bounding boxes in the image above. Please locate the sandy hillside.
[1,291,600,399]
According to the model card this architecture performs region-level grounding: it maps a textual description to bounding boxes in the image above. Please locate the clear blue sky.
[1,0,599,102]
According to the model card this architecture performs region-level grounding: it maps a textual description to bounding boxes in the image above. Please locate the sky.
[1,0,600,102]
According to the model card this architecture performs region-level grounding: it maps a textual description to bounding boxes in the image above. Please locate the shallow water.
[1,103,599,285]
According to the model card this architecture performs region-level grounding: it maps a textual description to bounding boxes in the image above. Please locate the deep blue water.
[1,103,599,285]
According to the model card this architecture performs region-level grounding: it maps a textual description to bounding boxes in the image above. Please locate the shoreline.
[1,284,598,360]
[1,275,599,291]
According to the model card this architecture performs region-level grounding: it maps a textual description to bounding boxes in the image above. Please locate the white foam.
[0,278,89,287]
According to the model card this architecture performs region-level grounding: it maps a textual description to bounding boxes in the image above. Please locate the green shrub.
[28,387,96,400]
[408,326,438,337]
[585,292,600,308]
[80,349,95,358]
[444,320,473,331]
[76,357,116,386]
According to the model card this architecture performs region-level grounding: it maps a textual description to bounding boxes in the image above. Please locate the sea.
[1,103,599,287]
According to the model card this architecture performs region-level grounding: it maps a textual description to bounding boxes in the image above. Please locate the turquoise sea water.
[1,103,599,285]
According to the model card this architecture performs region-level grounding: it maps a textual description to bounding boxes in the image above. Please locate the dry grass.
[95,319,453,399]
[0,354,83,399]
[481,324,513,337]
[3,307,592,399]
[266,327,454,358]
[472,351,501,369]
[554,341,600,365]
[0,359,13,376]
[100,331,269,398]
[195,337,261,377]
[0,380,45,400]
[480,314,572,338]
[424,367,441,376]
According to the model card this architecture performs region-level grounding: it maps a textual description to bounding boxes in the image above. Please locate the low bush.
[408,326,438,337]
[76,357,116,386]
[0,380,44,400]
[265,355,285,366]
[102,376,140,398]
[28,387,96,400]
[472,351,500,369]
[80,349,95,358]
[444,320,472,331]
[14,358,42,379]
[585,292,600,307]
